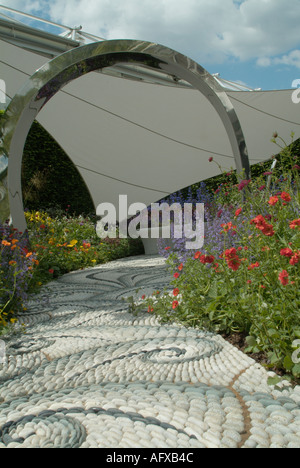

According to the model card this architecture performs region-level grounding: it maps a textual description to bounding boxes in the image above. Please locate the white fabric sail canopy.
[0,12,299,226]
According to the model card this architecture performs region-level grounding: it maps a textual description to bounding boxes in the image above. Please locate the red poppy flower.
[173,288,180,297]
[173,272,180,279]
[172,300,179,310]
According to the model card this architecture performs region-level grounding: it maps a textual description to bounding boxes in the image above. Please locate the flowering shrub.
[0,211,143,333]
[25,211,143,284]
[0,222,37,332]
[140,136,300,378]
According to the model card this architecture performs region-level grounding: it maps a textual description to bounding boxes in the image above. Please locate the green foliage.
[0,110,95,216]
[25,210,144,286]
[21,121,95,216]
[134,134,300,379]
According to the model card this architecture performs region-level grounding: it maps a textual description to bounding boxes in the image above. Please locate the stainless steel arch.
[0,39,250,233]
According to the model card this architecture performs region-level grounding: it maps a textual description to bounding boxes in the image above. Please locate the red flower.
[290,252,300,265]
[173,272,180,279]
[224,247,237,258]
[221,222,237,232]
[268,196,278,206]
[173,288,180,297]
[280,192,291,202]
[194,251,202,259]
[164,246,171,251]
[238,179,251,191]
[235,208,242,217]
[209,157,213,162]
[178,263,183,271]
[278,270,289,286]
[224,248,241,271]
[248,262,260,270]
[227,258,241,271]
[251,215,274,236]
[260,224,275,237]
[289,219,300,230]
[49,269,54,274]
[40,224,46,229]
[172,300,179,310]
[280,248,293,258]
[250,215,266,227]
[141,295,146,300]
[200,254,215,264]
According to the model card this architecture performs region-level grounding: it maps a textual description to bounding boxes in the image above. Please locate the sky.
[2,0,300,90]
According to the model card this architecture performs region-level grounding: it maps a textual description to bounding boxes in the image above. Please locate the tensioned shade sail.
[1,37,299,217]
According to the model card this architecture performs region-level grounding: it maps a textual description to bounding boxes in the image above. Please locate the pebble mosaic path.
[0,255,299,448]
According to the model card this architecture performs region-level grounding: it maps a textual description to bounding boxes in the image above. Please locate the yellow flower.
[91,259,97,263]
[67,240,78,247]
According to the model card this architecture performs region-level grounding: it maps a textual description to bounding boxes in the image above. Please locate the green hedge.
[0,111,95,216]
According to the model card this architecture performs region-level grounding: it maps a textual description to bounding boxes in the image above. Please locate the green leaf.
[267,376,282,386]
[245,336,257,347]
[292,363,300,377]
[283,355,294,371]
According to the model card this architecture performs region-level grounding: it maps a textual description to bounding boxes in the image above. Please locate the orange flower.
[2,240,11,247]
[178,263,183,271]
[268,196,278,206]
[9,260,17,266]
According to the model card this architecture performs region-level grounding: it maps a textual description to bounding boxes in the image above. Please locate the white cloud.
[257,50,300,69]
[2,0,300,66]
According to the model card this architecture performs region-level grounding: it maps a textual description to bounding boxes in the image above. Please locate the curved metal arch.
[0,39,250,232]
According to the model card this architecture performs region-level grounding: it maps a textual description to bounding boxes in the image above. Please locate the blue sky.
[2,0,300,90]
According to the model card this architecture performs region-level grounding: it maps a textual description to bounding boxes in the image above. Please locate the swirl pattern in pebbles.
[0,255,299,448]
